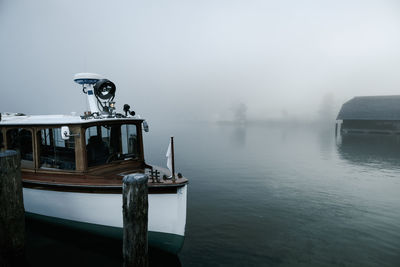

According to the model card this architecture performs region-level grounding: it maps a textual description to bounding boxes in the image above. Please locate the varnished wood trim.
[138,123,145,162]
[22,180,185,194]
[33,128,40,171]
[33,169,82,175]
[86,159,142,172]
[21,168,35,173]
[0,128,5,151]
[73,126,86,172]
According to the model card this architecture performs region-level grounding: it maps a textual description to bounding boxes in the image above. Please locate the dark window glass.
[38,128,75,170]
[121,124,139,156]
[86,124,139,167]
[7,128,34,168]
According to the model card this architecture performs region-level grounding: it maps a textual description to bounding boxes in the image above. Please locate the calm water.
[27,122,400,266]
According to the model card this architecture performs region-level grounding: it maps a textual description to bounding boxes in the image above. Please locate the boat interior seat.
[86,135,110,166]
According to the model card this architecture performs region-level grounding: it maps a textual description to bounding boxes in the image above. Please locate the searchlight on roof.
[74,73,117,116]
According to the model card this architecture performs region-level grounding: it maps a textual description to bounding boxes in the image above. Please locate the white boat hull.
[23,184,187,253]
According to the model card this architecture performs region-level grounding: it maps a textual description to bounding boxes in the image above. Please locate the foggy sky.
[1,0,400,123]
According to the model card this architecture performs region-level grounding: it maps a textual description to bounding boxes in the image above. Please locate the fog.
[1,0,400,123]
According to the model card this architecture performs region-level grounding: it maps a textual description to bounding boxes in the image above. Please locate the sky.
[1,0,400,123]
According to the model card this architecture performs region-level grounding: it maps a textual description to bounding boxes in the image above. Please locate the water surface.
[27,122,400,266]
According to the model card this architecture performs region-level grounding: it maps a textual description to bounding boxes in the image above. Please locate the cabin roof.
[337,95,400,121]
[0,113,143,126]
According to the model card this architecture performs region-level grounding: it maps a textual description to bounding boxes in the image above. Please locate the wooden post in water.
[122,173,149,267]
[0,150,26,267]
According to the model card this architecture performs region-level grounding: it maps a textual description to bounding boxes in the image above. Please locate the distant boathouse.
[336,95,400,134]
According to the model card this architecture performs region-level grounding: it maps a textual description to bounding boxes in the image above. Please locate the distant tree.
[232,102,247,123]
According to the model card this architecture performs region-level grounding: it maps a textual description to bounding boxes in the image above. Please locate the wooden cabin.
[336,95,400,134]
[0,115,146,176]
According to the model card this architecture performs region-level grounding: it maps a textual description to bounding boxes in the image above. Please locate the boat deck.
[22,165,188,194]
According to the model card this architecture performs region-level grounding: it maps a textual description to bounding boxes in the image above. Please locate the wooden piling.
[122,173,149,267]
[0,150,26,267]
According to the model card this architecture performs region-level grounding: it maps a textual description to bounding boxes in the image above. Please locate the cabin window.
[121,124,139,155]
[85,124,139,167]
[38,128,76,170]
[6,128,34,168]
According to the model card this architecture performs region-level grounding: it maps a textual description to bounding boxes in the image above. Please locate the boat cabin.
[0,73,186,191]
[0,115,146,174]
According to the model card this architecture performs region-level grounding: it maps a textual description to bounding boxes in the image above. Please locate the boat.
[0,73,188,254]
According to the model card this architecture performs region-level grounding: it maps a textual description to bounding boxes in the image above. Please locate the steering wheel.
[106,153,119,164]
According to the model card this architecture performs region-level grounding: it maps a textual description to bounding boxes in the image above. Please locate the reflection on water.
[26,217,181,267]
[230,125,246,147]
[337,134,400,169]
[174,123,400,267]
[318,126,335,160]
[217,123,247,148]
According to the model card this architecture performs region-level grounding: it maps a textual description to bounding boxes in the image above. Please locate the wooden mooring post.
[0,151,26,267]
[122,173,149,267]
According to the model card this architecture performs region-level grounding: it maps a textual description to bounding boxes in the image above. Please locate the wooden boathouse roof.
[337,95,400,121]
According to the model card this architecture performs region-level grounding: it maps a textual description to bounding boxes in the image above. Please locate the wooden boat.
[0,74,188,254]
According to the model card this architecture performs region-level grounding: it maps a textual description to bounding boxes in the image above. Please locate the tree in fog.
[232,102,247,123]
